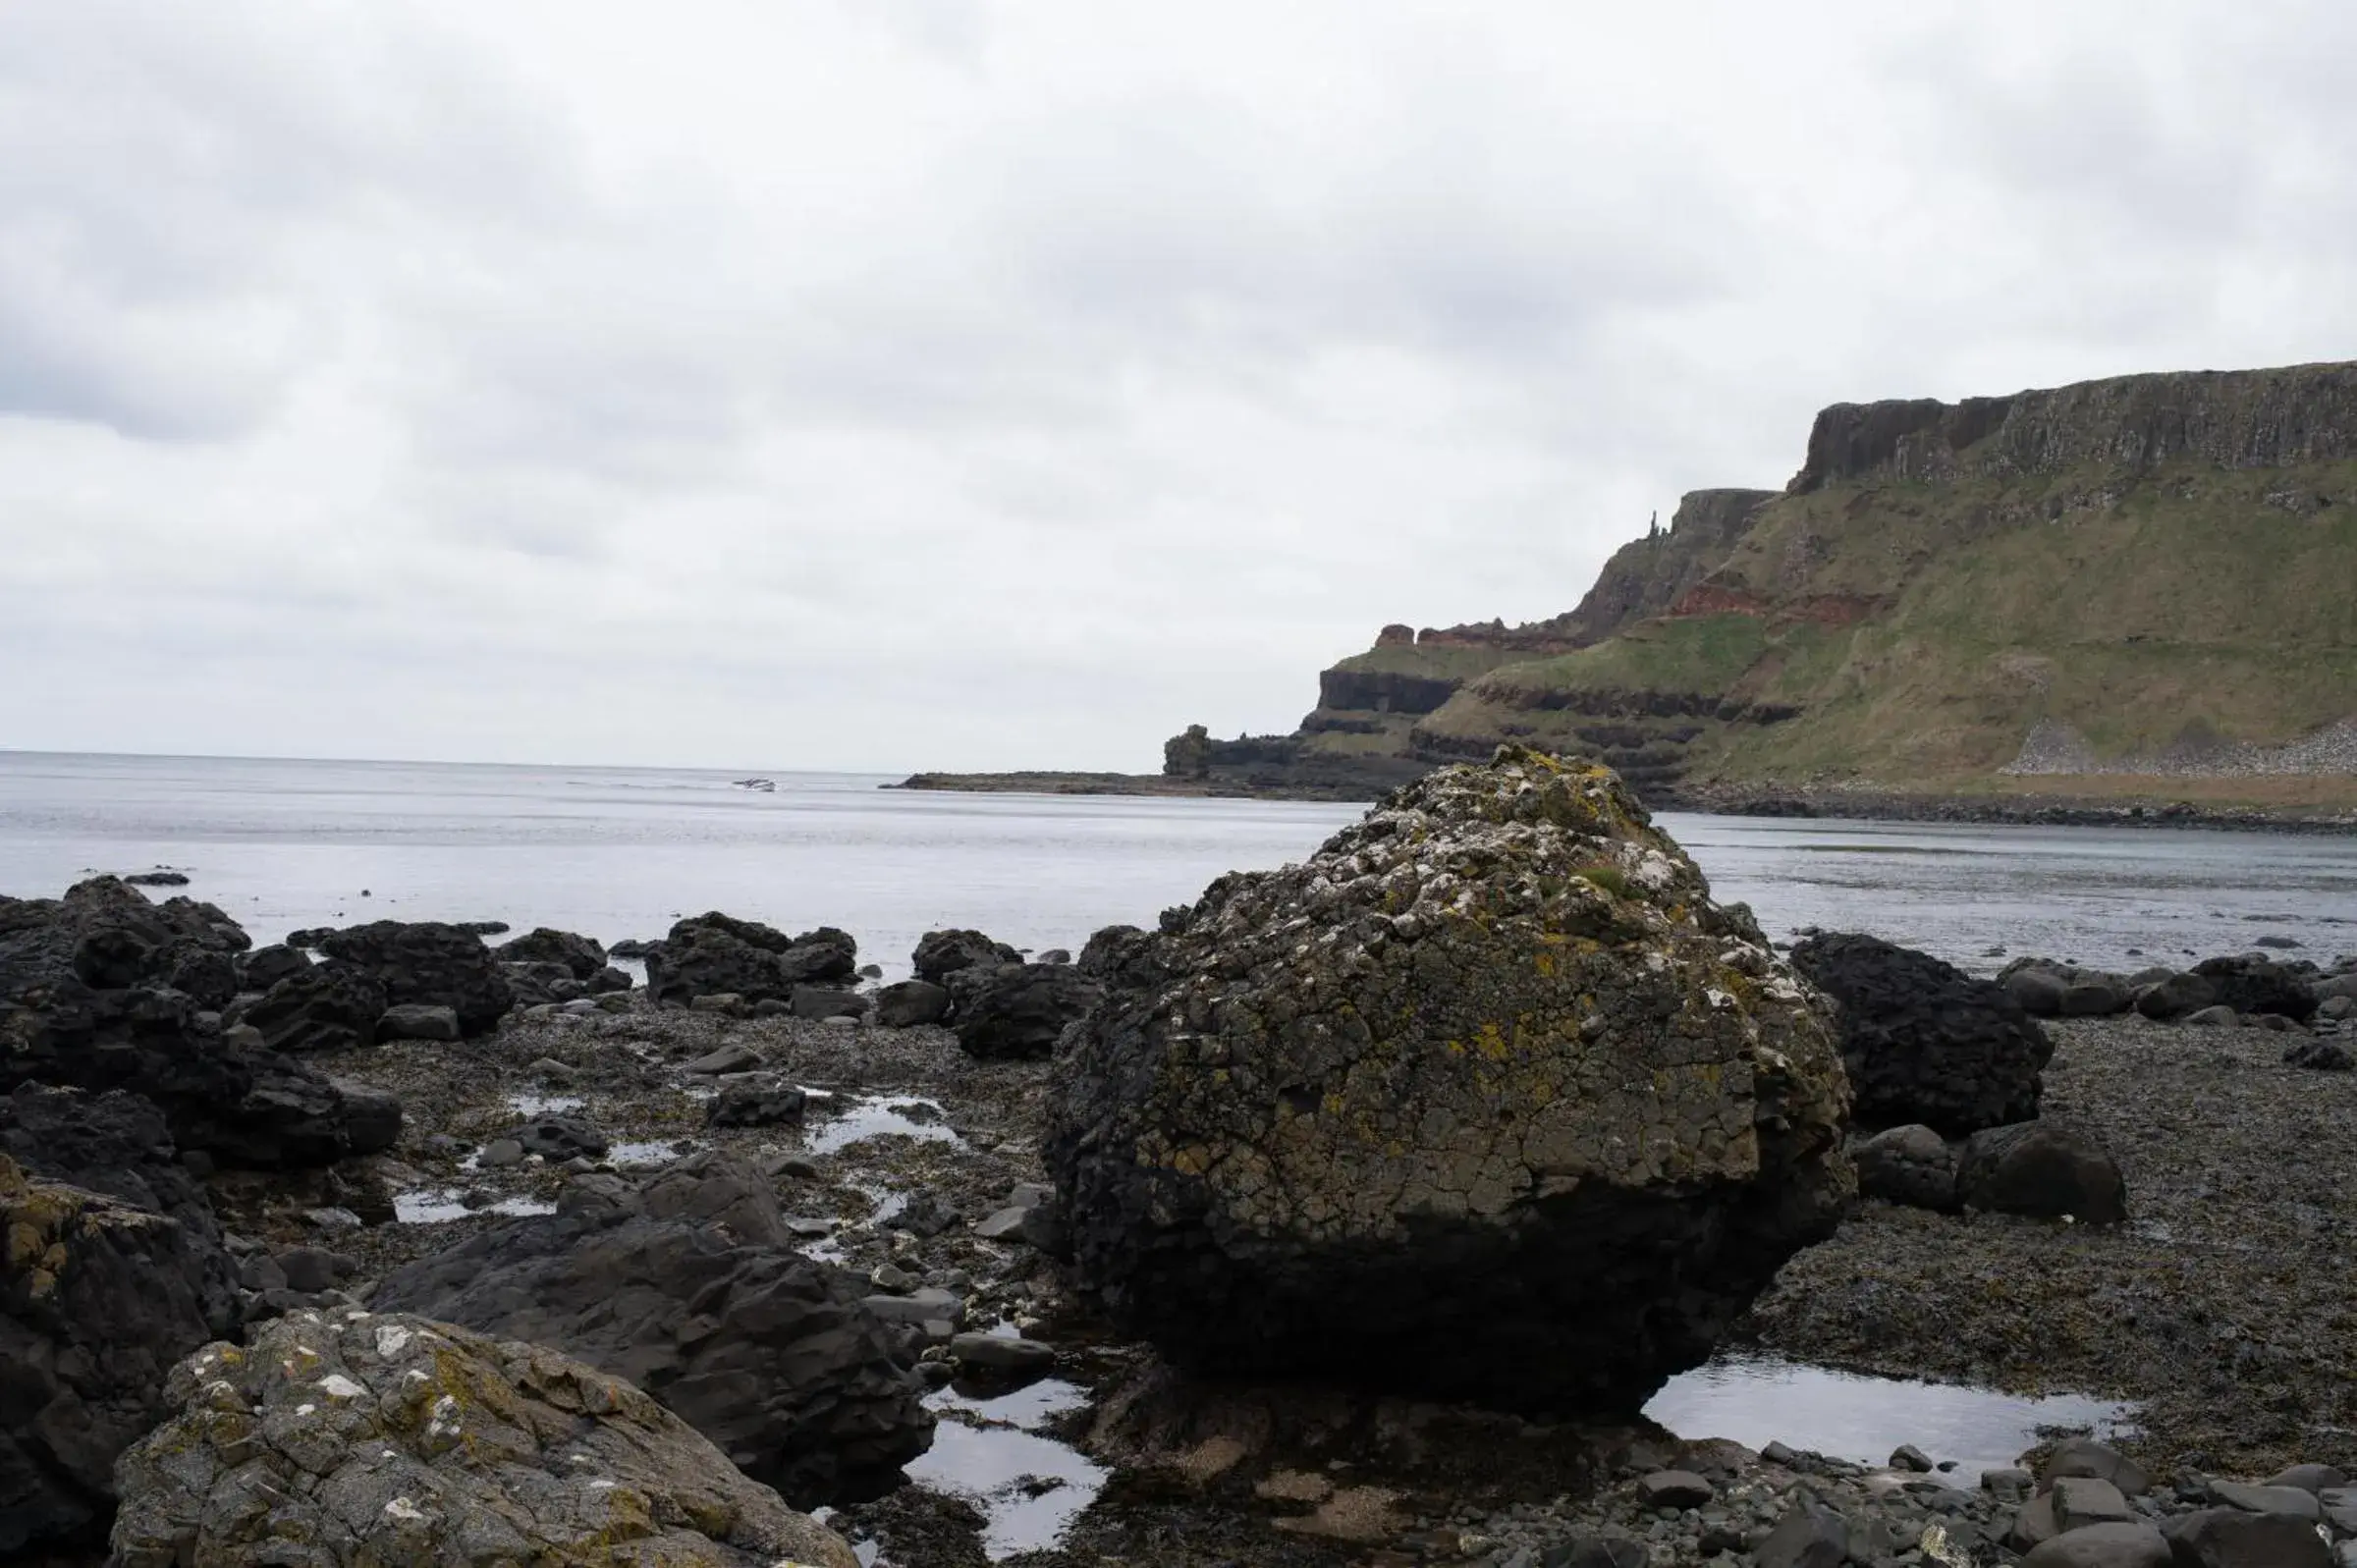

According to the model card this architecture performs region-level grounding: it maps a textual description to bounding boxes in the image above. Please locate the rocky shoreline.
[892,767,2357,834]
[9,752,2357,1567]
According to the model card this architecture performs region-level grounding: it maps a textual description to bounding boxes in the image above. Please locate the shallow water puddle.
[1643,1354,2137,1483]
[391,1189,558,1223]
[607,1140,679,1169]
[506,1092,584,1116]
[899,1379,1106,1560]
[805,1096,966,1156]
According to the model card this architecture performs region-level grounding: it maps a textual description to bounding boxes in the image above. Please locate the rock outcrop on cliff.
[1046,748,1852,1412]
[1164,358,2357,812]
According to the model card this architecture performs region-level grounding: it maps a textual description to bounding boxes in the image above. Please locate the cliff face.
[1791,362,2357,492]
[1168,358,2357,809]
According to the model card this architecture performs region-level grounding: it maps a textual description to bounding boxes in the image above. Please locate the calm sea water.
[1,751,2351,975]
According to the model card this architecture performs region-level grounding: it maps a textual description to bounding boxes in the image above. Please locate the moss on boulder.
[1045,746,1852,1412]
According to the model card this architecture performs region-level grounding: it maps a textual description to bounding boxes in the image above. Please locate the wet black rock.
[515,1116,609,1161]
[1047,749,1852,1412]
[1850,1124,1959,1211]
[310,919,514,1034]
[1957,1120,2127,1224]
[874,979,951,1028]
[948,962,1104,1059]
[118,870,190,888]
[377,1000,461,1042]
[707,1077,808,1128]
[239,962,388,1053]
[645,914,859,1007]
[2285,1039,2355,1071]
[2192,954,2320,1023]
[791,985,865,1021]
[2164,1507,2332,1566]
[0,1151,228,1560]
[498,926,609,979]
[165,946,241,1010]
[372,1155,933,1507]
[1791,934,2052,1135]
[235,943,310,993]
[503,959,586,1007]
[910,928,1021,984]
[1075,922,1162,990]
[0,884,400,1167]
[2134,970,2220,1020]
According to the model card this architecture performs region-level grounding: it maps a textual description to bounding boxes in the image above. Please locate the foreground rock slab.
[372,1155,933,1506]
[111,1308,857,1568]
[1047,747,1853,1412]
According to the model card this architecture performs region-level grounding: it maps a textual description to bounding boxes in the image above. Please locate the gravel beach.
[1746,1012,2357,1479]
[189,996,2357,1566]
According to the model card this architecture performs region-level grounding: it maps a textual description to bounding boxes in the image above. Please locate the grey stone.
[377,1001,461,1042]
[2186,1004,2243,1028]
[1635,1469,1715,1509]
[2021,1521,2170,1567]
[684,1042,761,1075]
[2043,1438,2151,1497]
[789,986,865,1021]
[1985,1467,2035,1502]
[514,1116,608,1161]
[273,1246,344,1293]
[2011,1495,2063,1552]
[1958,1120,2128,1224]
[2210,1481,2326,1520]
[2053,1476,2138,1530]
[110,1308,857,1568]
[873,979,952,1029]
[479,1137,524,1167]
[705,1077,808,1128]
[1854,1124,1959,1210]
[861,1288,966,1330]
[949,1331,1056,1378]
[1889,1442,1935,1472]
[1756,1500,1848,1568]
[2165,1506,2333,1567]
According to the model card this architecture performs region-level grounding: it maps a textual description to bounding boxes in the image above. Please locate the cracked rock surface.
[111,1307,857,1568]
[1047,746,1853,1411]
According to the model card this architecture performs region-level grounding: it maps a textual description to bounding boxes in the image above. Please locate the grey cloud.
[3,0,2354,769]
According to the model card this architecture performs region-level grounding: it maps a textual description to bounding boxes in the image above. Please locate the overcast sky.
[4,1,2353,773]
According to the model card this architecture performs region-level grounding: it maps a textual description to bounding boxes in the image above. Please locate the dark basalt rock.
[310,920,513,1035]
[238,962,387,1054]
[706,1077,808,1128]
[947,963,1104,1060]
[873,980,950,1028]
[1851,1123,1959,1211]
[497,927,609,979]
[2192,954,2319,1022]
[0,884,399,1168]
[1046,748,1852,1412]
[644,914,859,1007]
[236,943,310,993]
[1792,934,2053,1136]
[372,1155,933,1507]
[502,959,585,1007]
[1957,1120,2127,1224]
[0,1152,226,1560]
[910,929,1021,984]
[0,1083,238,1334]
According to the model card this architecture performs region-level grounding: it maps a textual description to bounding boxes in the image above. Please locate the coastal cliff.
[909,359,2357,820]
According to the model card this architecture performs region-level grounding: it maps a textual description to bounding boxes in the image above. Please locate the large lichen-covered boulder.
[110,1308,858,1568]
[1045,747,1852,1413]
[1790,933,2053,1135]
[1,1152,227,1560]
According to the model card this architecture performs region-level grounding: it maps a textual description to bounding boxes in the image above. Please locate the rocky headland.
[8,751,2357,1566]
[904,359,2357,830]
